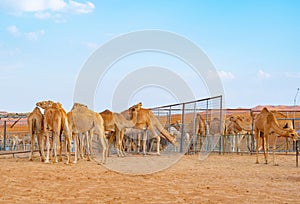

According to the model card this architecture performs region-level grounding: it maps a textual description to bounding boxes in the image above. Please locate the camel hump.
[100,109,113,121]
[266,112,276,123]
[100,109,112,114]
[261,107,269,113]
[73,103,88,108]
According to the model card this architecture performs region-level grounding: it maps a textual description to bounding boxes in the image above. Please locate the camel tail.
[31,118,36,135]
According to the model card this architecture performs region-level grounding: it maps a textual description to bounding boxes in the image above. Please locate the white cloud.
[285,72,300,79]
[25,29,45,41]
[82,41,99,50]
[6,25,45,41]
[68,0,95,14]
[6,25,21,37]
[218,70,235,80]
[0,0,95,20]
[257,69,271,79]
[34,11,51,19]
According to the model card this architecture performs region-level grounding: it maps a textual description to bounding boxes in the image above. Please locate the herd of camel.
[26,100,299,166]
[27,100,177,165]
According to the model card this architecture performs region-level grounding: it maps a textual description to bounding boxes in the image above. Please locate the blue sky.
[0,0,300,112]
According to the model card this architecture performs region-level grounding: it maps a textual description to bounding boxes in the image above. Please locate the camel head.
[36,100,55,109]
[129,102,142,113]
[285,129,299,141]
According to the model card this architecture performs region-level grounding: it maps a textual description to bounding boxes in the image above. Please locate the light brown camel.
[27,107,46,162]
[226,114,252,152]
[38,101,72,164]
[230,112,295,153]
[127,102,177,155]
[254,107,298,165]
[99,105,138,157]
[68,103,108,164]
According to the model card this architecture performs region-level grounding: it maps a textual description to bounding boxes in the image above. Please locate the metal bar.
[168,107,171,132]
[219,96,223,154]
[297,140,299,167]
[205,100,209,151]
[3,121,6,151]
[10,118,21,128]
[192,103,197,153]
[150,95,222,109]
[180,103,185,153]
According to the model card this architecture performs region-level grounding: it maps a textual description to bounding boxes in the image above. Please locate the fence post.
[219,96,223,154]
[3,120,6,151]
[180,103,185,153]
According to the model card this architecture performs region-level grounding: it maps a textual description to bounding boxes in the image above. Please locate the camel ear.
[137,102,142,110]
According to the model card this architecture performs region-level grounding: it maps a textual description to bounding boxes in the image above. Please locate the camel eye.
[291,134,295,137]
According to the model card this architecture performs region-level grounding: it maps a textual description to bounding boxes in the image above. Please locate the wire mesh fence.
[0,117,30,151]
[151,95,224,156]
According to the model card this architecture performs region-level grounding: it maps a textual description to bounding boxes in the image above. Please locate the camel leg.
[115,129,122,157]
[120,129,126,156]
[52,132,59,163]
[45,132,51,163]
[142,130,148,156]
[273,136,279,166]
[64,137,71,165]
[261,132,267,164]
[264,133,269,164]
[73,133,78,164]
[89,130,95,159]
[86,131,92,161]
[255,129,259,164]
[149,139,155,152]
[29,132,34,161]
[37,132,46,162]
[64,128,72,165]
[137,133,141,153]
[79,133,85,159]
[98,134,108,164]
[155,136,161,155]
[59,134,63,162]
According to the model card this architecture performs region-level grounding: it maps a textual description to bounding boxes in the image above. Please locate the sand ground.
[0,153,300,204]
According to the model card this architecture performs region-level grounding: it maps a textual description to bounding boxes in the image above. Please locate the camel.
[99,105,138,157]
[127,102,177,155]
[254,107,298,165]
[27,107,46,161]
[123,127,149,153]
[68,103,108,164]
[39,101,72,164]
[225,114,252,152]
[230,112,295,153]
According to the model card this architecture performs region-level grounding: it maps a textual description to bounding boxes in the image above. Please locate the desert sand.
[0,153,300,204]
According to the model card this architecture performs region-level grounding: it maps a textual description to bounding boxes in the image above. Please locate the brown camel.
[40,102,72,164]
[226,114,252,152]
[99,105,138,157]
[27,107,46,161]
[254,107,298,165]
[127,102,177,155]
[68,103,108,164]
[230,112,295,153]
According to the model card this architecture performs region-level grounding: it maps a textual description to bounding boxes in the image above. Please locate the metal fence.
[222,109,300,154]
[0,116,30,151]
[151,95,224,154]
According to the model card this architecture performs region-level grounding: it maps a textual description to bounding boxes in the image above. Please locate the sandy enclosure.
[0,153,300,204]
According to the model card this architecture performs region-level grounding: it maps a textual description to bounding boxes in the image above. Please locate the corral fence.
[151,95,224,154]
[1,98,299,157]
[151,99,300,155]
[0,115,30,152]
[216,108,300,154]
